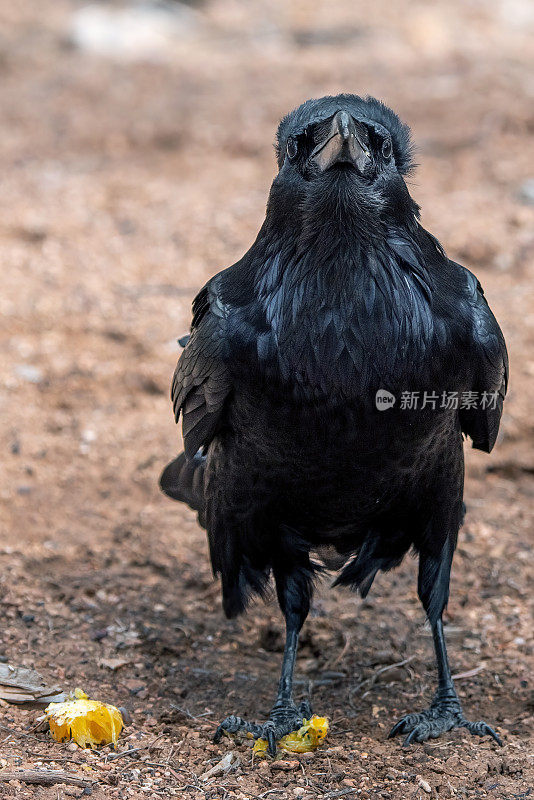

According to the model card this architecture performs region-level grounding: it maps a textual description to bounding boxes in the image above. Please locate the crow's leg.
[388,616,502,746]
[214,562,313,755]
[388,543,502,747]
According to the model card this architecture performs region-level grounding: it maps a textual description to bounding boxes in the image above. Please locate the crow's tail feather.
[159,451,206,527]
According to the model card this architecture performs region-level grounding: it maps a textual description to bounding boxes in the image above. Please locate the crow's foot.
[213,699,312,757]
[388,691,502,747]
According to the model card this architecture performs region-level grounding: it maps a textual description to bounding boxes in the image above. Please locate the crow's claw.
[388,693,502,747]
[458,719,502,745]
[213,715,262,743]
[262,721,278,757]
[213,700,312,756]
[298,698,313,719]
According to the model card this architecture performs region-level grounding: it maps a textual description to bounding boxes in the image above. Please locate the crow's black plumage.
[160,94,508,752]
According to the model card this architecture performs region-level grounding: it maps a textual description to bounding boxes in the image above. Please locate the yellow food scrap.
[253,715,329,756]
[45,688,123,748]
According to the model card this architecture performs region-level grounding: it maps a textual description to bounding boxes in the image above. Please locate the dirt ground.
[0,1,533,798]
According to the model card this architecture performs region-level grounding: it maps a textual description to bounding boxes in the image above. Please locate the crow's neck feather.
[255,181,426,306]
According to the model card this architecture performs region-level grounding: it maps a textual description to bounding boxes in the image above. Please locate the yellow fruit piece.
[45,688,123,749]
[253,715,329,756]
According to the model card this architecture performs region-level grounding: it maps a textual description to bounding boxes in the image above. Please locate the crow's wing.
[171,275,232,459]
[456,263,508,453]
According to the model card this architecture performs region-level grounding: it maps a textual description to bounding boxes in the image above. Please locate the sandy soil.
[0,1,532,798]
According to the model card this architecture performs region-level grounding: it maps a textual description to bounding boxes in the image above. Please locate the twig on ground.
[351,655,416,695]
[144,762,189,776]
[332,632,352,667]
[0,770,95,788]
[299,759,309,786]
[451,664,485,681]
[170,704,218,726]
[165,742,178,764]
[0,723,38,741]
[105,733,165,762]
[24,754,79,763]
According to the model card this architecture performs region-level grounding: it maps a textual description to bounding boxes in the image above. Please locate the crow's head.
[270,94,417,231]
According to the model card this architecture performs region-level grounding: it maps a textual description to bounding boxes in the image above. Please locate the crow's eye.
[286,137,298,161]
[382,138,392,160]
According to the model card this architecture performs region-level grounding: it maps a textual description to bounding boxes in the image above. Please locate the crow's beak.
[311,110,371,173]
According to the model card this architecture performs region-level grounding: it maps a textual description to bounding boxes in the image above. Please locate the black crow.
[160,95,508,753]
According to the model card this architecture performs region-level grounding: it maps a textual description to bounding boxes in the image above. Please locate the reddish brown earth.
[0,2,532,798]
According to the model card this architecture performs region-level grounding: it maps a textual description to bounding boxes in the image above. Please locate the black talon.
[266,727,277,757]
[490,730,503,746]
[486,727,502,746]
[403,727,419,747]
[387,719,405,739]
[298,699,312,719]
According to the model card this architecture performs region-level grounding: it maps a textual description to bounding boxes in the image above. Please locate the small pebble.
[118,706,132,725]
[517,178,534,206]
[417,776,432,793]
[271,760,299,770]
[377,666,405,682]
[15,364,43,384]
